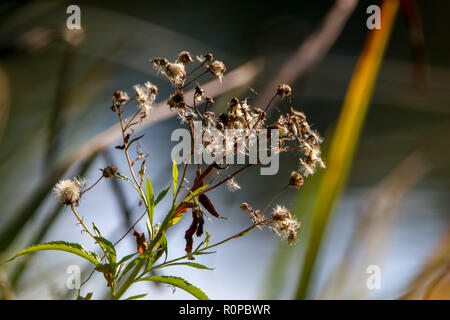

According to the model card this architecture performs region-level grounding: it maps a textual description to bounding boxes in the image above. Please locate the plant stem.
[81,176,103,195]
[70,205,107,257]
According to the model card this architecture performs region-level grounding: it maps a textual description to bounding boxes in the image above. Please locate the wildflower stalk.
[80,176,103,195]
[199,164,254,195]
[70,205,107,257]
[149,219,270,272]
[183,70,209,89]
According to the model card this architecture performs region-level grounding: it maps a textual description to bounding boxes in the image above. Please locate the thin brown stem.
[183,70,209,89]
[198,164,253,195]
[264,93,278,112]
[186,60,206,78]
[118,113,143,194]
[81,176,103,195]
[260,184,289,215]
[124,109,141,130]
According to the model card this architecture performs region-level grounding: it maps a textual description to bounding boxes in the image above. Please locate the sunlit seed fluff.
[207,60,226,81]
[112,90,129,104]
[289,171,304,189]
[177,51,194,64]
[277,84,292,98]
[165,63,186,84]
[227,177,241,192]
[54,178,83,205]
[271,205,300,245]
[144,81,158,98]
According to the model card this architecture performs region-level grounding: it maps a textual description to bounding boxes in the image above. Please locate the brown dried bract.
[133,230,148,254]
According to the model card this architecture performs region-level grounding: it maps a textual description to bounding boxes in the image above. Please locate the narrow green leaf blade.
[10,241,100,266]
[125,293,147,300]
[155,185,171,206]
[146,176,155,223]
[172,159,179,197]
[163,262,214,270]
[138,275,209,300]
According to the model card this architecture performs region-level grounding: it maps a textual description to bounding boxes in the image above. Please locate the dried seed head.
[194,84,205,101]
[178,51,194,64]
[133,83,155,118]
[289,171,304,189]
[197,53,214,63]
[112,90,129,104]
[205,96,215,105]
[226,177,241,192]
[271,205,300,245]
[277,84,292,98]
[54,178,84,205]
[167,91,185,109]
[271,205,292,221]
[240,202,250,211]
[102,165,118,178]
[207,60,226,81]
[151,57,168,67]
[144,81,158,97]
[165,62,186,85]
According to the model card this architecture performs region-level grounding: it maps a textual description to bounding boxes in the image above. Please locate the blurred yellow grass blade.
[294,0,400,299]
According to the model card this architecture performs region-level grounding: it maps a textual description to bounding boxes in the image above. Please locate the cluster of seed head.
[157,52,325,195]
[54,51,324,249]
[272,107,325,179]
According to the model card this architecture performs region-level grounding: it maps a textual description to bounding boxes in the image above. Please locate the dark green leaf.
[163,262,214,270]
[138,275,209,300]
[155,185,171,206]
[10,241,100,266]
[125,293,147,300]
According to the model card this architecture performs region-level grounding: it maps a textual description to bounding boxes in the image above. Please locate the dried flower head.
[133,83,157,118]
[226,177,241,192]
[289,171,304,189]
[164,62,186,86]
[151,57,168,68]
[207,60,226,81]
[271,205,300,245]
[167,91,185,109]
[112,90,129,105]
[54,178,84,205]
[277,84,292,98]
[240,202,250,211]
[102,165,118,178]
[197,53,214,63]
[178,51,194,64]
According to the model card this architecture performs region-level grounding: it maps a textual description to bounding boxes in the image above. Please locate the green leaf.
[117,253,137,266]
[138,275,209,300]
[10,241,100,266]
[183,185,208,203]
[172,159,178,198]
[94,236,116,266]
[163,262,214,270]
[92,223,116,266]
[155,185,171,206]
[146,176,155,224]
[196,251,216,255]
[116,255,146,284]
[125,293,147,300]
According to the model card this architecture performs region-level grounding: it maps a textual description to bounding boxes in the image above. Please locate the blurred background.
[0,0,449,300]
